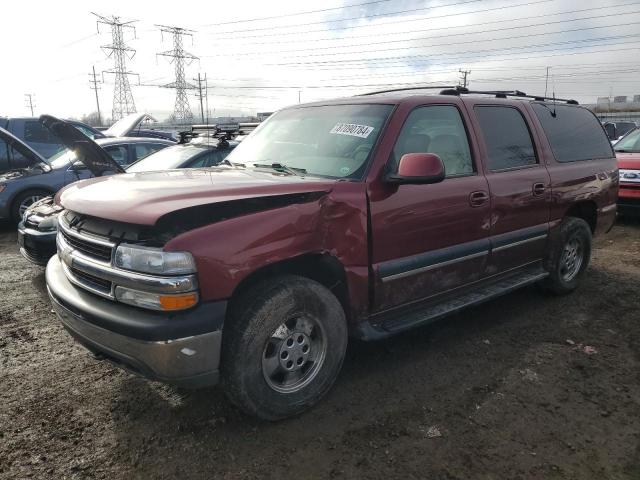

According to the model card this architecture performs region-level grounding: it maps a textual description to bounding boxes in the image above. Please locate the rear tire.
[221,275,348,420]
[11,189,50,223]
[540,217,592,295]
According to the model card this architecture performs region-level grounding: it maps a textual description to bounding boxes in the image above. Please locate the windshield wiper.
[253,162,306,177]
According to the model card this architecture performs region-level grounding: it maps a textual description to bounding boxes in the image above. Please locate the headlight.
[114,244,197,275]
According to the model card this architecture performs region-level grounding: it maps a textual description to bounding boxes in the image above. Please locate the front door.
[369,104,492,312]
[467,103,552,274]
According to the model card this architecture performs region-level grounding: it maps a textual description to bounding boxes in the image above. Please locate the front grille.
[70,266,113,294]
[61,229,113,262]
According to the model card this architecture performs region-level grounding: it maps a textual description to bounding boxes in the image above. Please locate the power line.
[265,36,640,67]
[203,21,640,59]
[204,0,487,35]
[204,0,553,39]
[199,0,395,26]
[93,12,138,121]
[208,1,640,47]
[156,25,198,123]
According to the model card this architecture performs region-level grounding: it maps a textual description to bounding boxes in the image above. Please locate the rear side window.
[532,104,613,162]
[24,121,56,144]
[133,143,166,161]
[104,145,129,166]
[0,139,8,171]
[474,106,537,171]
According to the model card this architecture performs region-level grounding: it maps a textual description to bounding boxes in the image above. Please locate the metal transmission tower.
[93,13,139,121]
[156,25,198,123]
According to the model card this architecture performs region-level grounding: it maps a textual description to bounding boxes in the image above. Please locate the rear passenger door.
[370,104,492,311]
[468,103,551,273]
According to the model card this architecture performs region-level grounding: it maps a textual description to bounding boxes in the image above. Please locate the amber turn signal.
[159,293,199,311]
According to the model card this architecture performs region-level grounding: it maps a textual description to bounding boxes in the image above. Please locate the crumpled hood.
[59,167,335,225]
[616,151,640,169]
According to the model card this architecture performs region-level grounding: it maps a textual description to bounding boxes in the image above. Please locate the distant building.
[614,96,628,103]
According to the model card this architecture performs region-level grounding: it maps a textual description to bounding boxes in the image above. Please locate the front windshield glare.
[615,129,640,152]
[225,104,393,178]
[48,148,76,168]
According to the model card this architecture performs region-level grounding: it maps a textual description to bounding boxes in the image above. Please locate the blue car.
[17,119,238,265]
[0,116,173,222]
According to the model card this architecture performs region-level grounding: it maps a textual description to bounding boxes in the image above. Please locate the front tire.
[221,275,348,420]
[11,189,50,223]
[540,217,592,295]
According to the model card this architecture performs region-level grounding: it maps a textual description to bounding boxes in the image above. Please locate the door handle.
[469,190,489,207]
[532,183,546,196]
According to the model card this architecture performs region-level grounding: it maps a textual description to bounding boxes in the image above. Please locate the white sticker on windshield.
[330,123,374,138]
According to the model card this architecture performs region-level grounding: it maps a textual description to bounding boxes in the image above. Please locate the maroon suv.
[46,88,618,420]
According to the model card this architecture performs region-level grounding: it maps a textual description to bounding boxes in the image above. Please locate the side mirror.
[387,153,445,185]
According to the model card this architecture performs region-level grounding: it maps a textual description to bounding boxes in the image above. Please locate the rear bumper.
[46,255,226,388]
[17,222,57,266]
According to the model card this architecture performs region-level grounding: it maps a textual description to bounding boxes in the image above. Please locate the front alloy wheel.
[222,275,348,420]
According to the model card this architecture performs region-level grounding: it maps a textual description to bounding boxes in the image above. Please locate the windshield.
[48,148,76,168]
[615,128,640,152]
[226,104,394,178]
[126,144,206,172]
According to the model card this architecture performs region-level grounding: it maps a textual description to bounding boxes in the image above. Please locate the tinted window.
[391,105,473,177]
[475,106,537,171]
[74,124,100,139]
[532,104,613,162]
[24,121,55,144]
[103,145,129,166]
[9,145,32,168]
[133,143,167,161]
[0,138,8,171]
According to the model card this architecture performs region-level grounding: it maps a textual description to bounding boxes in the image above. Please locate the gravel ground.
[1,219,639,479]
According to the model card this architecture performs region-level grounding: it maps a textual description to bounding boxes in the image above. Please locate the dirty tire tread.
[221,275,348,421]
[540,216,592,295]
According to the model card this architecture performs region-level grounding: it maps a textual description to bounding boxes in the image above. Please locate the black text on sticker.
[330,123,374,138]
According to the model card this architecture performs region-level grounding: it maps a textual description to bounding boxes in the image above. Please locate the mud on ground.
[1,220,639,479]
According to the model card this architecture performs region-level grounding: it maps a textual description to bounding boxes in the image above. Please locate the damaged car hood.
[40,115,126,176]
[0,126,50,173]
[104,113,157,138]
[59,167,336,225]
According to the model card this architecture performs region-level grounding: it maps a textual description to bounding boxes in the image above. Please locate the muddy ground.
[1,219,639,480]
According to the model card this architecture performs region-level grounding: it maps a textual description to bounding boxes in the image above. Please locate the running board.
[377,267,548,335]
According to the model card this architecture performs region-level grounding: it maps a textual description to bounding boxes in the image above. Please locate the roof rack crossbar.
[358,85,457,96]
[440,86,578,104]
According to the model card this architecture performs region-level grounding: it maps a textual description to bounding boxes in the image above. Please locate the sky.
[1,0,639,123]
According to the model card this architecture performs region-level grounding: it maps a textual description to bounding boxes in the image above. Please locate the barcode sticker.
[330,123,374,138]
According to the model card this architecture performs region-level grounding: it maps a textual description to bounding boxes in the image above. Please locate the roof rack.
[439,86,579,104]
[357,85,578,104]
[357,85,457,96]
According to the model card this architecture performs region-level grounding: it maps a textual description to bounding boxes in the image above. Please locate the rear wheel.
[222,275,348,420]
[540,217,592,295]
[11,190,50,222]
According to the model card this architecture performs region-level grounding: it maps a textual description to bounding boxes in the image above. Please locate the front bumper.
[618,186,640,215]
[17,222,57,266]
[46,255,226,388]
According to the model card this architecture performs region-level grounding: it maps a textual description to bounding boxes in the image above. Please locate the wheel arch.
[565,200,597,233]
[228,253,351,322]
